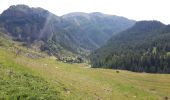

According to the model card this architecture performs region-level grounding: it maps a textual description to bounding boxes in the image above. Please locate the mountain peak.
[134,20,165,28]
[129,20,165,32]
[9,4,30,9]
[0,4,135,57]
[1,4,50,18]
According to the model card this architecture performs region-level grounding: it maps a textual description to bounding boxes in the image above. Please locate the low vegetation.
[0,37,170,99]
[0,47,62,99]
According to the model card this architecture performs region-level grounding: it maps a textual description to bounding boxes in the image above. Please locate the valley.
[0,4,170,100]
[0,34,170,100]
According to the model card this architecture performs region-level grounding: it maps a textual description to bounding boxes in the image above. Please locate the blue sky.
[0,0,170,24]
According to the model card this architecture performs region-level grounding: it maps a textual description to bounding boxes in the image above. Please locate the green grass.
[0,35,170,100]
[167,52,170,56]
[0,48,62,99]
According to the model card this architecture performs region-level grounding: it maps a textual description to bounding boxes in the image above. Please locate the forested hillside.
[90,21,170,73]
[0,5,135,57]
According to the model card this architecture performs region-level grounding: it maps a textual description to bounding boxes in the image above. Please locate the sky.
[0,0,170,24]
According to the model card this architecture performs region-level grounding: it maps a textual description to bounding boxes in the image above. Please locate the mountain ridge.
[0,4,135,57]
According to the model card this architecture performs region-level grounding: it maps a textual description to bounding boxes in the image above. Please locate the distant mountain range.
[0,5,135,57]
[0,4,170,73]
[90,21,170,73]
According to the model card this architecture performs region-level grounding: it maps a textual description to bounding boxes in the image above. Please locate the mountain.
[90,21,170,73]
[0,5,135,57]
[61,12,135,49]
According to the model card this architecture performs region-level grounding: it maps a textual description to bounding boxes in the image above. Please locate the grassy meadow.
[0,38,170,100]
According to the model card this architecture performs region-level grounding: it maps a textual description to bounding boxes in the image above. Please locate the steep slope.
[90,21,170,73]
[0,5,135,57]
[0,31,63,99]
[0,5,60,41]
[61,12,135,49]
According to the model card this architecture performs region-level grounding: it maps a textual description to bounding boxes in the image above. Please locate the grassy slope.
[0,34,63,99]
[0,34,170,100]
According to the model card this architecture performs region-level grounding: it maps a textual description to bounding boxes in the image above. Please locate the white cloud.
[0,0,170,24]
